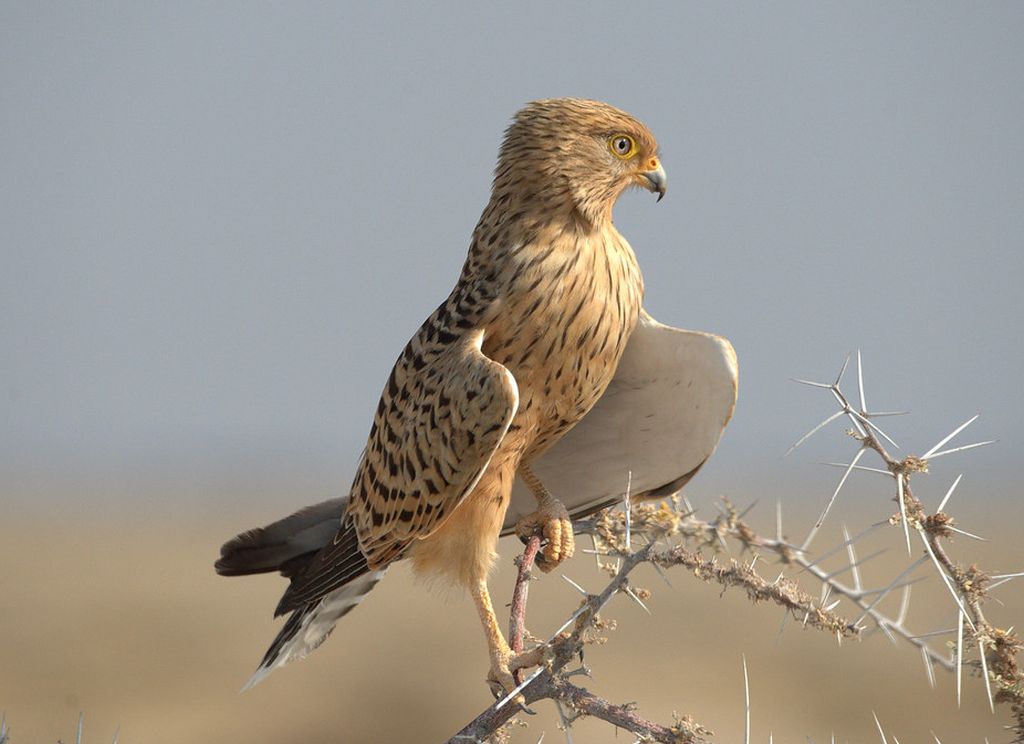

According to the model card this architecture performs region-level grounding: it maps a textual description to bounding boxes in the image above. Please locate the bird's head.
[495,98,666,227]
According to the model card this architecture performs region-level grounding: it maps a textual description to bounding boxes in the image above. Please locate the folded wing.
[219,311,737,580]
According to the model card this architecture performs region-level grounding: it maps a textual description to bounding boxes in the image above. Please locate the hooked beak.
[639,160,667,202]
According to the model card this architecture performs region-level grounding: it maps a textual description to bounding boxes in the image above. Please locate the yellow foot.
[515,497,575,573]
[486,645,545,699]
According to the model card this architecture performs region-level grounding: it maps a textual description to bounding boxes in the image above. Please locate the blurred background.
[1,2,1021,742]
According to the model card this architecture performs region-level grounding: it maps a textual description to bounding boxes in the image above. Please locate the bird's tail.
[216,496,388,688]
[216,497,347,578]
[241,568,388,690]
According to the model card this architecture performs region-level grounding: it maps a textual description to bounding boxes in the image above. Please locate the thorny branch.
[448,352,1022,743]
[449,543,714,744]
[789,353,1023,741]
[448,504,859,742]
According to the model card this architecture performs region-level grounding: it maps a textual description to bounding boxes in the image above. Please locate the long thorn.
[623,585,651,615]
[857,350,867,412]
[956,610,964,708]
[922,415,979,459]
[790,377,833,389]
[806,521,886,569]
[624,471,633,552]
[808,446,867,542]
[836,353,852,386]
[921,533,975,630]
[786,409,845,456]
[947,526,987,542]
[937,474,963,513]
[926,441,996,460]
[742,655,750,744]
[897,475,912,557]
[853,557,927,625]
[978,638,995,714]
[495,667,544,710]
[822,461,893,476]
[921,645,936,689]
[843,525,863,592]
[561,575,588,596]
[991,571,1024,580]
[872,711,889,744]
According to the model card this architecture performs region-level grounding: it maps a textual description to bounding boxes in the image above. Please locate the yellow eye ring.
[609,134,637,159]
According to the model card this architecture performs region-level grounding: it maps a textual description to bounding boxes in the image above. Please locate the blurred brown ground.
[1,479,1020,743]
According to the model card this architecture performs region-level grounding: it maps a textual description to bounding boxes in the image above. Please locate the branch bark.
[446,541,711,743]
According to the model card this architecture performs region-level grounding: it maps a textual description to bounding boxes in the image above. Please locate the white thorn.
[786,409,846,456]
[921,645,936,689]
[822,461,893,476]
[494,667,544,710]
[624,471,633,552]
[920,532,975,630]
[922,415,980,459]
[807,521,886,569]
[926,440,997,460]
[623,585,651,615]
[836,353,852,386]
[978,638,995,714]
[936,474,963,513]
[897,475,912,557]
[991,571,1024,580]
[843,525,863,592]
[852,556,927,626]
[956,610,964,708]
[947,525,987,542]
[550,604,590,639]
[805,447,868,550]
[775,611,789,646]
[790,377,833,389]
[742,654,750,744]
[896,584,912,626]
[872,711,889,744]
[856,350,867,412]
[561,575,588,596]
[850,409,900,449]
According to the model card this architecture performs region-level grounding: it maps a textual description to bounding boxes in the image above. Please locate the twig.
[448,540,712,743]
[509,536,542,656]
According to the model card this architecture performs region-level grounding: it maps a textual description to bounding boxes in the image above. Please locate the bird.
[216,98,738,692]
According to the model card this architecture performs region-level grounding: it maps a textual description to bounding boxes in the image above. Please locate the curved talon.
[515,498,575,573]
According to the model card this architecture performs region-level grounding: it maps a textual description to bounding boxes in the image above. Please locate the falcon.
[216,98,738,692]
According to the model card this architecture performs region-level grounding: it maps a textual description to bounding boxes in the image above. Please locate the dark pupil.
[616,139,628,153]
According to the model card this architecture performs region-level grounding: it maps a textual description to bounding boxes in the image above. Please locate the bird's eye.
[609,135,636,159]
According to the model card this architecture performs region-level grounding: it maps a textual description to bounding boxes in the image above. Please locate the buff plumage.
[219,98,670,691]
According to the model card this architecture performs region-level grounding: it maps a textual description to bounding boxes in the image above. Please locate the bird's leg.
[515,463,575,572]
[471,578,544,696]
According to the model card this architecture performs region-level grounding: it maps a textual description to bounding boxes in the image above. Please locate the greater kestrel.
[217,99,737,692]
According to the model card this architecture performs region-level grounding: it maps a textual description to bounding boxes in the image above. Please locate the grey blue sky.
[2,3,1021,502]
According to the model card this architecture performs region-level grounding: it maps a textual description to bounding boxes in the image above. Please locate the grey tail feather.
[216,497,348,577]
[242,568,387,690]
